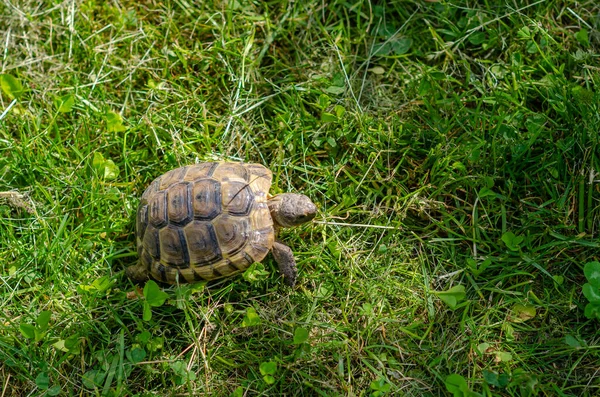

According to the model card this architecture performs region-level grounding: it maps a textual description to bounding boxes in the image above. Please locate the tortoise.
[126,162,317,287]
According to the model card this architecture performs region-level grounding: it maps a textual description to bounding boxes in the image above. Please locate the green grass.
[1,0,599,395]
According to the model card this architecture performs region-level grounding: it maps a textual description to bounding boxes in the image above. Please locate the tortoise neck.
[268,194,292,228]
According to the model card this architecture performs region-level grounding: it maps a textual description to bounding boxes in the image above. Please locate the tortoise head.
[268,193,317,228]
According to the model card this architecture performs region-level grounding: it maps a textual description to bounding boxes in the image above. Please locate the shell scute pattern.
[159,166,188,190]
[142,224,160,258]
[213,214,250,256]
[136,162,275,284]
[221,181,254,216]
[183,162,217,181]
[159,226,189,268]
[192,179,221,220]
[211,162,249,182]
[136,204,148,241]
[167,182,193,225]
[148,190,167,228]
[183,221,222,265]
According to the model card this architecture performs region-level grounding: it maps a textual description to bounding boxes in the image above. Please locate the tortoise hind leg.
[126,263,150,283]
[272,241,298,287]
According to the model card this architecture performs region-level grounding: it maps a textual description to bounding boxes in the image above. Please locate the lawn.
[1,0,599,396]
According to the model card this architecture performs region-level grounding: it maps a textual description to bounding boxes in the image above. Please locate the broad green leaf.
[318,94,330,109]
[321,112,337,122]
[47,385,61,396]
[33,329,46,342]
[445,374,468,396]
[435,285,466,309]
[143,280,169,307]
[314,283,333,299]
[129,347,146,363]
[170,361,189,377]
[575,28,589,47]
[143,301,152,321]
[482,370,499,387]
[187,282,206,295]
[430,71,446,80]
[438,295,459,309]
[174,375,185,386]
[35,372,49,389]
[259,361,276,384]
[53,339,68,352]
[77,276,114,292]
[564,335,584,348]
[452,161,466,172]
[392,37,412,54]
[334,105,345,118]
[19,323,35,339]
[137,331,151,344]
[102,159,120,180]
[584,261,600,289]
[375,37,413,55]
[262,374,275,385]
[483,370,509,388]
[584,303,600,320]
[468,32,486,45]
[517,26,532,39]
[242,262,269,283]
[370,377,391,392]
[64,335,80,351]
[259,361,277,376]
[293,327,309,345]
[526,40,538,53]
[495,351,513,362]
[476,342,490,356]
[502,322,515,342]
[105,110,126,132]
[572,86,594,105]
[36,311,52,330]
[241,307,261,327]
[478,187,497,198]
[467,258,491,277]
[324,85,345,95]
[92,152,105,170]
[91,152,119,180]
[582,284,600,304]
[512,304,536,322]
[419,78,432,96]
[501,231,523,251]
[497,373,510,388]
[148,336,164,351]
[230,387,244,397]
[55,94,75,113]
[92,276,114,292]
[0,74,24,99]
[510,370,538,395]
[82,370,105,389]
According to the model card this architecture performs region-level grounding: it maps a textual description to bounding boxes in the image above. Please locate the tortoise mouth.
[283,197,317,226]
[299,204,317,222]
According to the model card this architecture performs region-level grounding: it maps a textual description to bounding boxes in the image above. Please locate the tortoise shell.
[136,162,274,284]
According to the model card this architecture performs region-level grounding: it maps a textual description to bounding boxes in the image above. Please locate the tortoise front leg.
[272,241,298,287]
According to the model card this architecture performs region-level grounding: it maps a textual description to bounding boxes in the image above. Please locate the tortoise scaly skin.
[127,162,316,286]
